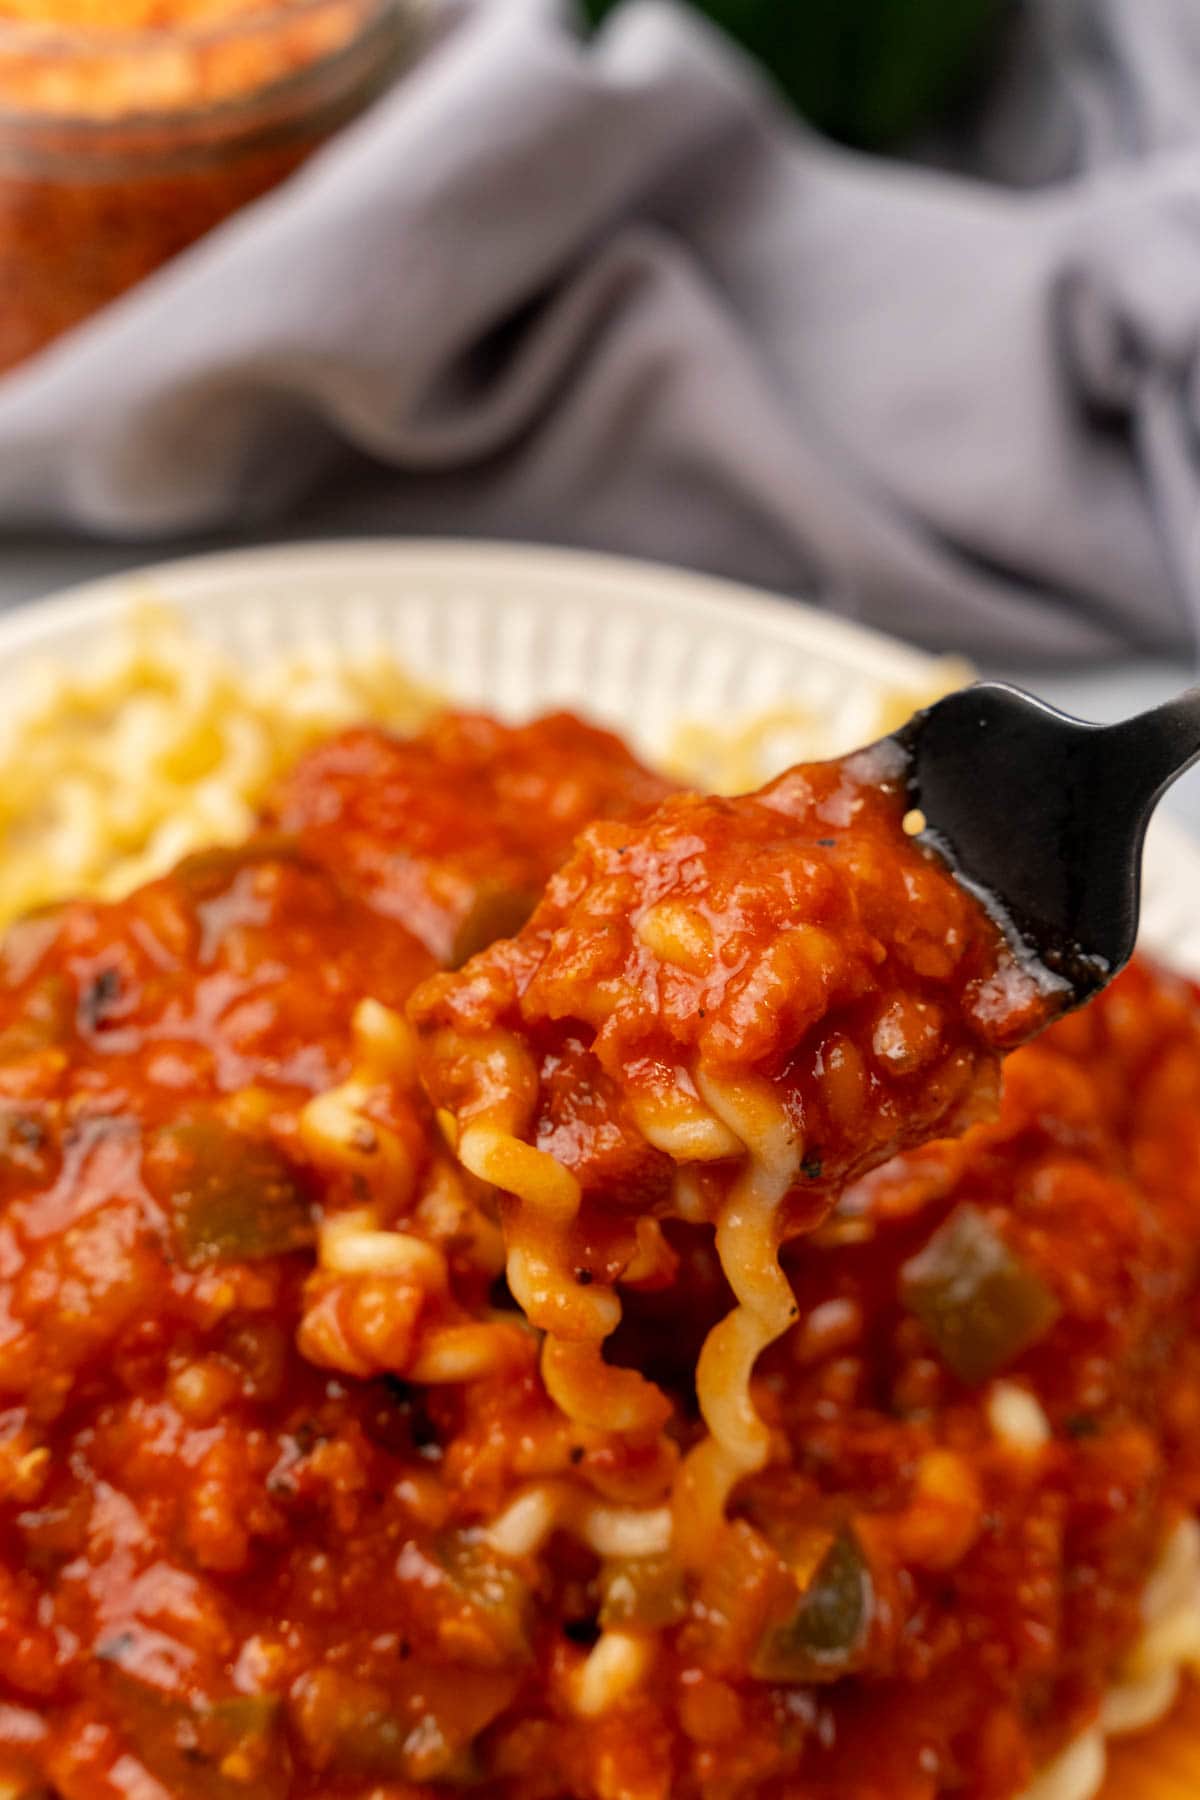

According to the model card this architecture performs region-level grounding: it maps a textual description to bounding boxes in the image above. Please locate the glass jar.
[0,0,422,374]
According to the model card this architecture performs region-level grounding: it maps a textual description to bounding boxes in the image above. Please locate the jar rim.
[0,0,390,54]
[0,0,421,136]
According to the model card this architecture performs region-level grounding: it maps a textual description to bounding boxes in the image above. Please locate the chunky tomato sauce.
[267,714,673,965]
[413,740,1060,1232]
[0,713,1193,1800]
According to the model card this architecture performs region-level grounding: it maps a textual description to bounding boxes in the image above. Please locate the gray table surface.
[2,536,1197,840]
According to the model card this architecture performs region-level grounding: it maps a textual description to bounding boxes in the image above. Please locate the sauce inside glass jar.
[0,0,418,372]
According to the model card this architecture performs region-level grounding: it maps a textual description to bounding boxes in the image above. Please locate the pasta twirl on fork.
[411,744,1064,1566]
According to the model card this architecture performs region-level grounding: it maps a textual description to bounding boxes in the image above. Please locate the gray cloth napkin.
[0,0,1198,661]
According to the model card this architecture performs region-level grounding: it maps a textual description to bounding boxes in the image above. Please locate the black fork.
[893,683,1200,1003]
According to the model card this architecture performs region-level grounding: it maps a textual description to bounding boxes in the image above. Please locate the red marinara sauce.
[0,714,1192,1800]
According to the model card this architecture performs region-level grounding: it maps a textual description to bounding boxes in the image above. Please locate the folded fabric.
[0,0,1197,661]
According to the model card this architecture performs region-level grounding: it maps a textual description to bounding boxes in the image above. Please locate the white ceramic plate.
[1,536,1196,977]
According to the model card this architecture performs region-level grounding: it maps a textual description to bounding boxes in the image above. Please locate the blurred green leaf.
[582,0,1007,149]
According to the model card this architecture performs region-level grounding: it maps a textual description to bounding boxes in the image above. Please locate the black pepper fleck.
[96,1629,137,1665]
[78,966,123,1030]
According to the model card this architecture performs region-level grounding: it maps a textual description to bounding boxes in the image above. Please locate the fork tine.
[893,685,1129,1003]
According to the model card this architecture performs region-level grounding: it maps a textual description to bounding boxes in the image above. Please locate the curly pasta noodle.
[300,1001,526,1385]
[485,1481,672,1562]
[457,1108,669,1438]
[673,1076,800,1565]
[429,1031,808,1582]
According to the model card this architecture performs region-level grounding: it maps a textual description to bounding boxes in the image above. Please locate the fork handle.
[1100,685,1200,805]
